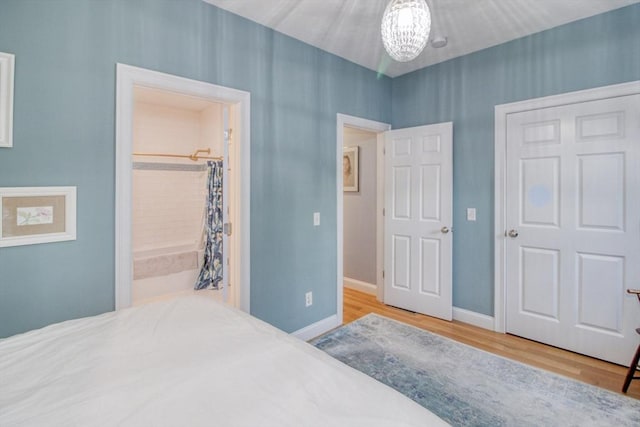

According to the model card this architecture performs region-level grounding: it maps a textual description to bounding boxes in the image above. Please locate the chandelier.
[381,0,432,62]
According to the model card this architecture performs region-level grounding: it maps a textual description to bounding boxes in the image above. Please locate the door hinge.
[224,129,233,141]
[383,208,385,216]
[382,270,385,279]
[223,222,232,236]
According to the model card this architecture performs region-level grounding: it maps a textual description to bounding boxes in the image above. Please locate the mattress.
[0,295,447,426]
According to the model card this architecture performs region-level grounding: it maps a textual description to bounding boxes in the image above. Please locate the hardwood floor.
[343,287,640,399]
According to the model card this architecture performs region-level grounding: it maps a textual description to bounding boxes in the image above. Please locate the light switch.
[467,208,476,221]
[313,212,320,226]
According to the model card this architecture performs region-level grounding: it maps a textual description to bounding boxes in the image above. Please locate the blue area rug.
[311,314,640,427]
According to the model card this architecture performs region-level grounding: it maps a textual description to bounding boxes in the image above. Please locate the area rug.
[311,314,640,427]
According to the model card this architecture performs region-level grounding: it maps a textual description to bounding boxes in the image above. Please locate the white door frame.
[493,79,640,333]
[115,64,251,312]
[337,114,391,313]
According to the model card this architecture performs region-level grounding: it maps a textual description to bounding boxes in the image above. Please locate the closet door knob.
[508,229,519,238]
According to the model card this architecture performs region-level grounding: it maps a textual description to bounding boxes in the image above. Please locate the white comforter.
[0,296,447,426]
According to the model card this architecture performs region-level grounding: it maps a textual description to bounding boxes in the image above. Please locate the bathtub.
[133,244,204,279]
[132,245,206,305]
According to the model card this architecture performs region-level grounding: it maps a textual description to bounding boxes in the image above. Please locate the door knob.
[441,226,450,234]
[508,229,519,238]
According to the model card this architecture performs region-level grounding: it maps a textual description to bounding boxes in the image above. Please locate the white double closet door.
[505,94,640,365]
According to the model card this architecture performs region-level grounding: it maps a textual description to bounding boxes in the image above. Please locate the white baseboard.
[291,314,341,341]
[453,307,495,331]
[344,277,377,295]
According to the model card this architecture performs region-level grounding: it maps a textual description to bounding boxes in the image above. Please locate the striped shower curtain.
[195,160,223,290]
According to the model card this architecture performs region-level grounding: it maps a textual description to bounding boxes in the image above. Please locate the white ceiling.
[203,0,638,77]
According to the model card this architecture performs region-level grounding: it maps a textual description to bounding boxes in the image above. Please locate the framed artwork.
[0,52,15,148]
[343,146,359,192]
[0,187,77,247]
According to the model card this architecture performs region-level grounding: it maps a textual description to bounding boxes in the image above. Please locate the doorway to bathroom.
[130,86,233,306]
[115,64,251,313]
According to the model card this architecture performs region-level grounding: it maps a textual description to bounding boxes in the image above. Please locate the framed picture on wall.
[343,146,359,192]
[0,187,77,247]
[0,52,15,148]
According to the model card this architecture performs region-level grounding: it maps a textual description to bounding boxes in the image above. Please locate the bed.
[0,295,447,426]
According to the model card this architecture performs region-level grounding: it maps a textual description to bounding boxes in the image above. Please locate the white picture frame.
[0,187,77,247]
[0,52,15,148]
[343,146,359,192]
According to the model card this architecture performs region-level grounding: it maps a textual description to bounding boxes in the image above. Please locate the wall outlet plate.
[313,212,320,226]
[467,208,476,221]
[305,291,313,307]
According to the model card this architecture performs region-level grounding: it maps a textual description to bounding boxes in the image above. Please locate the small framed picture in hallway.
[343,146,359,192]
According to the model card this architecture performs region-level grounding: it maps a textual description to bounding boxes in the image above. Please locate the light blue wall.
[1,1,637,338]
[0,0,391,338]
[392,4,640,316]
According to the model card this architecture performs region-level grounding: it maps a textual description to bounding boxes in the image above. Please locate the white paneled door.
[384,123,453,320]
[505,94,640,365]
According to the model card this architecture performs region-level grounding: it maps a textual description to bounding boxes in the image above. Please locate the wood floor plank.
[342,287,640,400]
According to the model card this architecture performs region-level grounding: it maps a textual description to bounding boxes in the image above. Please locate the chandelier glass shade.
[381,0,432,62]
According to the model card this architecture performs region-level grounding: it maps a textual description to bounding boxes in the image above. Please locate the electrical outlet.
[313,212,320,226]
[305,291,313,307]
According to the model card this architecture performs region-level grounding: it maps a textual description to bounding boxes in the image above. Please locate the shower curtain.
[195,160,223,290]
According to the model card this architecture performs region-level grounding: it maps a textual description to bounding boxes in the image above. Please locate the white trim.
[344,277,377,295]
[452,307,495,331]
[0,52,15,148]
[221,105,230,304]
[494,80,640,333]
[0,186,76,247]
[375,132,387,303]
[291,314,341,341]
[337,114,391,319]
[115,64,251,313]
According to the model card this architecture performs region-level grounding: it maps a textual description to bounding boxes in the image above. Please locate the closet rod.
[132,148,222,162]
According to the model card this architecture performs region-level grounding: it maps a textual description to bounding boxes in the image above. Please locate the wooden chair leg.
[623,343,640,393]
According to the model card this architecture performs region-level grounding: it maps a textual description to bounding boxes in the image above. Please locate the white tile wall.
[132,169,208,252]
[132,100,223,253]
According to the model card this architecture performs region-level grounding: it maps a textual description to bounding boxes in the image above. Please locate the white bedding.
[0,296,447,426]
